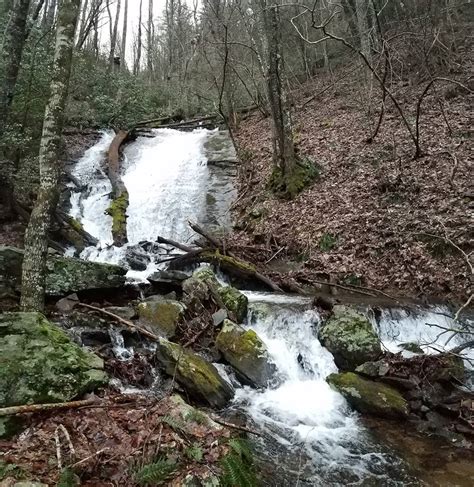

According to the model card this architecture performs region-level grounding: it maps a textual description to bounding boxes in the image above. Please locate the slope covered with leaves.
[232,59,472,303]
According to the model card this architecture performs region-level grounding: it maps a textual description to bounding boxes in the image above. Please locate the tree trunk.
[259,0,297,196]
[147,0,153,75]
[20,0,81,312]
[108,0,121,69]
[134,0,143,74]
[355,0,370,57]
[121,0,128,68]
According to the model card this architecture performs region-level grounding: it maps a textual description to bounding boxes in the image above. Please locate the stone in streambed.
[217,286,248,323]
[0,245,126,296]
[216,320,276,387]
[319,305,381,370]
[137,299,185,338]
[155,339,234,408]
[327,372,409,419]
[0,312,107,408]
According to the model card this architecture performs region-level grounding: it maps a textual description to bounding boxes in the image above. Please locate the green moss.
[327,372,409,418]
[200,251,256,274]
[68,217,85,233]
[106,190,129,241]
[156,339,234,408]
[193,267,219,284]
[319,233,338,252]
[217,286,248,323]
[269,157,320,199]
[137,300,184,338]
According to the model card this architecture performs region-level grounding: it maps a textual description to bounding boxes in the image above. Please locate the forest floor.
[231,59,473,304]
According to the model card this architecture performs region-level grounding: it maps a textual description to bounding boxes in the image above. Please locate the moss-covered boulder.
[137,299,185,338]
[0,312,107,407]
[0,245,126,296]
[327,372,409,419]
[319,306,381,370]
[217,286,248,323]
[155,339,234,408]
[216,320,275,387]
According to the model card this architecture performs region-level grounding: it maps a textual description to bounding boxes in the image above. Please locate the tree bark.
[120,0,128,68]
[147,0,153,75]
[20,0,81,312]
[108,0,121,69]
[355,0,370,58]
[259,0,297,195]
[134,0,143,74]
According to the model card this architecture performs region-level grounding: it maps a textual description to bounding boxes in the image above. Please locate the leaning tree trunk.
[21,0,81,312]
[260,0,297,196]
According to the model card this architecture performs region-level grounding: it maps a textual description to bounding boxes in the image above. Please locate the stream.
[68,129,473,486]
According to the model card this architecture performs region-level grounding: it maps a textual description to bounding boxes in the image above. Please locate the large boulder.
[216,320,275,387]
[0,312,107,407]
[327,372,409,419]
[137,299,185,338]
[217,286,248,323]
[155,339,234,408]
[0,245,126,296]
[319,306,381,370]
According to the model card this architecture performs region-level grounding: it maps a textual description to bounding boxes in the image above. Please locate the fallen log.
[170,249,282,292]
[156,235,196,253]
[188,221,227,253]
[106,129,130,246]
[0,397,98,417]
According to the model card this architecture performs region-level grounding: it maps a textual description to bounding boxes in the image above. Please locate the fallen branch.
[77,303,160,342]
[156,235,196,253]
[210,415,261,436]
[0,398,99,417]
[448,340,474,355]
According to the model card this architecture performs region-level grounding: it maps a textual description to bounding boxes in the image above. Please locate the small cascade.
[232,293,417,485]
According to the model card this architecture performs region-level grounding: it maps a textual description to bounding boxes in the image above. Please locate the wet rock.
[80,329,111,347]
[182,275,211,306]
[212,308,228,326]
[0,245,126,296]
[55,293,79,313]
[155,339,234,408]
[248,302,273,324]
[0,312,107,407]
[148,270,191,285]
[355,360,390,378]
[319,306,381,370]
[125,245,150,271]
[104,306,136,320]
[168,394,222,431]
[327,372,409,419]
[216,320,276,387]
[217,286,248,323]
[137,299,185,338]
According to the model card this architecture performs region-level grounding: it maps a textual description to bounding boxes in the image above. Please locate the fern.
[185,443,204,462]
[133,457,176,486]
[162,414,186,433]
[57,468,78,487]
[219,438,258,487]
[184,409,208,425]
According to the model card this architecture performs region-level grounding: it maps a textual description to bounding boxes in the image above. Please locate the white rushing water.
[69,128,212,275]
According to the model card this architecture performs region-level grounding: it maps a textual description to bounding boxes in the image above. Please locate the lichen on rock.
[327,372,409,419]
[155,339,234,408]
[137,299,185,338]
[217,286,248,323]
[0,312,107,408]
[216,320,276,387]
[319,305,381,370]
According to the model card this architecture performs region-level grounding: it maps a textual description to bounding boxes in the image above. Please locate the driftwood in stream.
[133,114,221,131]
[106,129,130,246]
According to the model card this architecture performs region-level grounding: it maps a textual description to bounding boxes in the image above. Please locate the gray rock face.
[137,299,185,338]
[0,312,108,408]
[0,245,126,296]
[319,306,381,370]
[216,320,276,387]
[155,339,234,408]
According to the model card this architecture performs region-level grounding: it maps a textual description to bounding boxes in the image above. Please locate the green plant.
[319,233,338,252]
[185,443,204,462]
[0,461,24,481]
[57,468,79,487]
[133,457,177,486]
[220,438,258,487]
[162,414,186,433]
[184,409,208,425]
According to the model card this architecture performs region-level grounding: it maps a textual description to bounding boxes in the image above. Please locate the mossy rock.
[0,312,108,407]
[193,267,220,285]
[217,287,248,323]
[216,320,276,387]
[137,299,185,338]
[269,157,319,199]
[155,339,234,408]
[319,306,381,370]
[106,190,129,245]
[327,372,409,419]
[0,245,126,296]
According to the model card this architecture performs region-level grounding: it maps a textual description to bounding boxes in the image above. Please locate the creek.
[67,129,473,486]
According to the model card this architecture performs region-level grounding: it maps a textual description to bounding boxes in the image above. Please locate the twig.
[70,448,109,469]
[58,424,75,457]
[210,415,261,436]
[55,427,62,470]
[77,303,160,342]
[265,246,285,264]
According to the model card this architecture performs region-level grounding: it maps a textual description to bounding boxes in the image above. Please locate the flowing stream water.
[68,130,472,485]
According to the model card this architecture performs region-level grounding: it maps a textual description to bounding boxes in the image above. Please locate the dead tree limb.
[77,303,160,342]
[156,236,196,253]
[0,398,98,417]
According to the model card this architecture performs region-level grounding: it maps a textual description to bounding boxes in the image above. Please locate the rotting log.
[106,129,130,246]
[0,398,98,417]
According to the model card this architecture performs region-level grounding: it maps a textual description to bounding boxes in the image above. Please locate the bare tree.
[21,0,81,311]
[147,0,153,75]
[108,0,121,68]
[134,0,143,74]
[120,0,128,68]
